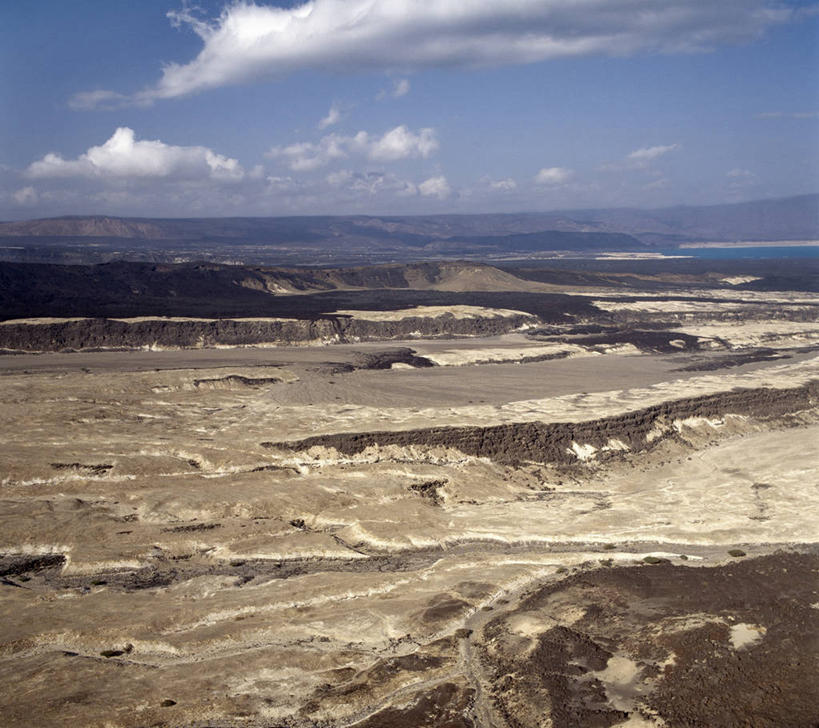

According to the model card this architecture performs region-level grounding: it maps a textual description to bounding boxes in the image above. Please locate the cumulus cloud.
[600,143,680,171]
[392,78,411,97]
[475,176,518,193]
[267,125,438,171]
[377,78,410,99]
[267,137,347,172]
[13,186,38,205]
[488,177,518,191]
[265,175,300,192]
[628,144,680,163]
[534,167,573,185]
[325,169,354,187]
[318,104,341,129]
[419,175,451,199]
[78,0,797,104]
[26,127,244,181]
[369,125,437,160]
[327,169,418,197]
[1,154,458,219]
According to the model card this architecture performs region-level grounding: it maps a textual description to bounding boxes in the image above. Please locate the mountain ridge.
[2,194,816,245]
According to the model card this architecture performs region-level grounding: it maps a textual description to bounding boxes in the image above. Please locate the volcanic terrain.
[0,259,817,727]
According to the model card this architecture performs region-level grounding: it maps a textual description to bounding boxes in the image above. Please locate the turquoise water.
[662,246,818,260]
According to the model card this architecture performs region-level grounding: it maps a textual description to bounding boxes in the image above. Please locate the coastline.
[680,240,819,248]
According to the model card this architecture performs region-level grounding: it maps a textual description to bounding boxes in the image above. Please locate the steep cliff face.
[599,306,817,325]
[265,383,817,466]
[0,318,336,351]
[0,310,533,352]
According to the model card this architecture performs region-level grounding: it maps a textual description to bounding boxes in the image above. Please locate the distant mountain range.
[0,194,815,264]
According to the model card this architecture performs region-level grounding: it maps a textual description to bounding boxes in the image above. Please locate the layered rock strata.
[266,382,817,466]
[0,311,532,352]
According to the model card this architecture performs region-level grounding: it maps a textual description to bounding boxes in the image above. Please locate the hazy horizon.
[2,191,818,226]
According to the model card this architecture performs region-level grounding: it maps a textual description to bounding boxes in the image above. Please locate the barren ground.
[0,269,817,727]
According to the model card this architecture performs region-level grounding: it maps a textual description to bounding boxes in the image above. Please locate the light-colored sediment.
[333,305,534,321]
[0,295,817,727]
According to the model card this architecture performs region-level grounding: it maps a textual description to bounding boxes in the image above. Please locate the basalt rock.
[266,383,818,466]
[0,312,532,352]
[481,552,819,728]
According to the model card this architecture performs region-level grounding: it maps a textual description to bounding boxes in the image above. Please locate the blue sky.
[1,0,817,219]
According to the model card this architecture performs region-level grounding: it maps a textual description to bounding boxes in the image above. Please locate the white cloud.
[534,167,573,185]
[326,168,423,198]
[477,176,518,192]
[265,175,298,191]
[419,175,451,199]
[267,125,438,171]
[26,127,244,181]
[488,177,517,191]
[0,161,463,219]
[267,136,348,172]
[318,104,341,129]
[377,77,411,100]
[68,89,133,111]
[628,144,680,162]
[13,186,38,205]
[392,79,410,98]
[600,143,680,171]
[81,0,797,104]
[368,125,437,161]
[325,169,353,187]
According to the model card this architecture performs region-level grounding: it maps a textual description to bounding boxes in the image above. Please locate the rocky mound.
[265,383,818,466]
[481,551,819,728]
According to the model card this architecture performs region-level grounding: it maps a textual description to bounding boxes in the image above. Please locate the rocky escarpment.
[264,383,818,466]
[0,317,337,352]
[0,311,533,352]
[594,299,818,325]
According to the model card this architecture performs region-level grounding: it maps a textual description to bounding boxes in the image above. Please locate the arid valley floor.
[0,260,817,727]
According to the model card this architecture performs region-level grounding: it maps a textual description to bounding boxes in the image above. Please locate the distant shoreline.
[681,240,819,248]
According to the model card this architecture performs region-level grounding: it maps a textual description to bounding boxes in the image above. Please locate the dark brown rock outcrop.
[481,552,819,728]
[265,383,818,465]
[0,311,531,352]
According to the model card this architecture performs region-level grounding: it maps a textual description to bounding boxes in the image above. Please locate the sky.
[1,0,818,220]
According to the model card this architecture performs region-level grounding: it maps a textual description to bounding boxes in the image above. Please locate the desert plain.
[0,260,817,727]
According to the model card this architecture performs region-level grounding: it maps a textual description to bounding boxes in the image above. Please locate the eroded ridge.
[265,382,818,466]
[0,308,536,352]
